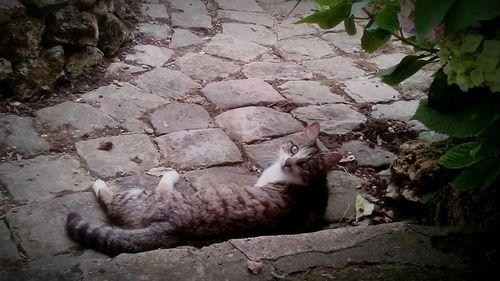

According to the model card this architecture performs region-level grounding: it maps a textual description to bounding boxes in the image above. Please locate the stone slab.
[302,57,365,80]
[343,77,401,103]
[105,62,146,80]
[279,81,345,104]
[141,3,170,19]
[75,134,161,178]
[217,0,263,12]
[155,128,242,169]
[400,70,433,98]
[171,12,212,29]
[202,34,268,62]
[276,17,317,40]
[184,166,258,190]
[292,104,367,135]
[368,53,407,70]
[339,140,396,168]
[0,154,93,203]
[0,221,20,266]
[244,132,328,168]
[6,192,106,259]
[133,67,200,99]
[275,36,335,60]
[371,100,419,121]
[222,23,276,45]
[324,170,363,222]
[118,118,152,134]
[35,101,118,136]
[81,83,168,120]
[201,78,285,109]
[169,29,204,48]
[169,0,208,13]
[125,45,174,67]
[215,106,303,143]
[218,10,274,27]
[137,23,172,41]
[0,115,51,156]
[266,0,317,16]
[323,32,363,53]
[243,62,312,80]
[175,53,240,81]
[150,103,214,135]
[3,223,482,280]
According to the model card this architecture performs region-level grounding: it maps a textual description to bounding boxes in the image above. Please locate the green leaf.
[414,0,456,39]
[451,159,500,191]
[444,0,500,34]
[420,192,434,204]
[350,0,369,17]
[375,2,400,31]
[404,36,437,52]
[480,164,500,192]
[376,55,430,85]
[297,2,351,29]
[361,21,391,53]
[438,142,481,169]
[344,16,356,35]
[411,98,496,138]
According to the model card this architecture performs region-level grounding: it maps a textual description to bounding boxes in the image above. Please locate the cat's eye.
[299,162,310,170]
[289,144,299,155]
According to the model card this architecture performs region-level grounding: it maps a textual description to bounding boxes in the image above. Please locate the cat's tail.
[65,212,178,255]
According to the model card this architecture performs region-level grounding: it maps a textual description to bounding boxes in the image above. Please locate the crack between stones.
[235,230,399,264]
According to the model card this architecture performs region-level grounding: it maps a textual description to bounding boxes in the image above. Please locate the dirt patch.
[41,124,76,154]
[355,119,418,153]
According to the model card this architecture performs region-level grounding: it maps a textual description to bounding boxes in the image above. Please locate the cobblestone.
[0,0,444,276]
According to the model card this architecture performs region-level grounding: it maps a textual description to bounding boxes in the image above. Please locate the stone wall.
[0,0,135,100]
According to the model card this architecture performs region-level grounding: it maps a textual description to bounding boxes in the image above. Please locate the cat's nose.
[284,158,292,168]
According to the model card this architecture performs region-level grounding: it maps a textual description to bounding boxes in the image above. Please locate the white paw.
[93,179,107,197]
[159,168,180,186]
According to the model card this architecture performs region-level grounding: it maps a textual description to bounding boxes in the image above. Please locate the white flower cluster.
[439,31,500,93]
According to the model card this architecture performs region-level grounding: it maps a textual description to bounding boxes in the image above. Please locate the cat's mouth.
[281,158,293,173]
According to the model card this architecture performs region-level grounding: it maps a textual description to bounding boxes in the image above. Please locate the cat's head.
[277,122,342,185]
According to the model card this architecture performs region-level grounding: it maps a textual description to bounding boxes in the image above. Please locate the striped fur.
[65,123,342,255]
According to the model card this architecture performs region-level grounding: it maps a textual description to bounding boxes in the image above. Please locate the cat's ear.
[323,152,343,169]
[304,122,320,143]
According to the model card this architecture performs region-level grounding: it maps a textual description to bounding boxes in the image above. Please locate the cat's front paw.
[160,168,180,186]
[92,179,108,197]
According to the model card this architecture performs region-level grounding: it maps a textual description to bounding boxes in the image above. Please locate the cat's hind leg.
[155,169,180,192]
[93,179,114,205]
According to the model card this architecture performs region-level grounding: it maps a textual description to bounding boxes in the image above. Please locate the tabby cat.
[66,122,342,255]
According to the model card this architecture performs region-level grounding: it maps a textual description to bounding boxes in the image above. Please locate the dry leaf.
[16,154,22,161]
[339,152,356,163]
[98,141,113,151]
[355,195,375,221]
[145,167,171,177]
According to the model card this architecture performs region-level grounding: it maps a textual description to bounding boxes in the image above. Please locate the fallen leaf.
[247,261,263,275]
[16,154,22,161]
[339,152,356,163]
[355,195,375,221]
[145,167,171,177]
[130,156,142,164]
[98,141,113,151]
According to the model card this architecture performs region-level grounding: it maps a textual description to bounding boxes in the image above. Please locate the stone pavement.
[0,0,469,279]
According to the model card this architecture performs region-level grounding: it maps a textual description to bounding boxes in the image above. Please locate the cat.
[66,122,342,255]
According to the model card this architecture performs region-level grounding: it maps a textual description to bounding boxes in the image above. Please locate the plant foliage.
[297,0,500,194]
